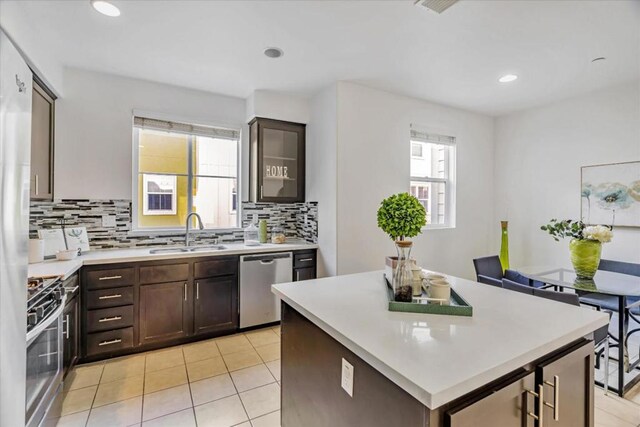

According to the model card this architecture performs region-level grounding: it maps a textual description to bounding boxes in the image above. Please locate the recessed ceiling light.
[498,74,518,83]
[264,47,284,59]
[91,0,120,17]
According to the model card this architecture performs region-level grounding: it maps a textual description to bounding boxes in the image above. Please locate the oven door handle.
[26,294,67,345]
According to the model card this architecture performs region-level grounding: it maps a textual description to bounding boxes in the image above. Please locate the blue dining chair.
[577,260,640,350]
[533,287,612,394]
[502,278,534,295]
[472,256,503,287]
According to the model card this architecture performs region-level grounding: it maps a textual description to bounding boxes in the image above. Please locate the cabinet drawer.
[86,287,134,309]
[85,267,135,290]
[87,306,134,333]
[194,258,238,279]
[140,263,189,284]
[294,252,316,268]
[86,327,134,357]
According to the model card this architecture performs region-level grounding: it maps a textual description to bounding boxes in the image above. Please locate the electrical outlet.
[341,358,354,397]
[102,215,116,227]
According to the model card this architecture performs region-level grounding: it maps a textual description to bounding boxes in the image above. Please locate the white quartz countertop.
[271,270,608,410]
[28,241,318,280]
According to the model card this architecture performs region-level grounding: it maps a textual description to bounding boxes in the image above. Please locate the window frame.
[409,129,456,230]
[131,113,242,233]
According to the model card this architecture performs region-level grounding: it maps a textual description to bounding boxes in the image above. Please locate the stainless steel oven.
[26,279,66,427]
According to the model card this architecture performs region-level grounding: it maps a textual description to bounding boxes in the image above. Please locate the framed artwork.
[581,161,640,227]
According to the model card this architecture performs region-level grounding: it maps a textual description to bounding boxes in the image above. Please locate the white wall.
[306,84,338,277]
[55,68,247,200]
[334,82,496,279]
[246,90,310,124]
[494,82,640,267]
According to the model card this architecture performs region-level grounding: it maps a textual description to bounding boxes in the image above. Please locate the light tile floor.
[44,326,282,427]
[43,324,640,427]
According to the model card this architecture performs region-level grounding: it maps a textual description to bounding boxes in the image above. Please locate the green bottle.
[499,221,510,273]
[259,220,268,244]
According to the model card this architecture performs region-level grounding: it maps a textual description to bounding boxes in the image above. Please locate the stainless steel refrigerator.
[0,28,32,427]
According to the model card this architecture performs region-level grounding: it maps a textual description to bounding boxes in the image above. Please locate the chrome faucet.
[185,212,204,247]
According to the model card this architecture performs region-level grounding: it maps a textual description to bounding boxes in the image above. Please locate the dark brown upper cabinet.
[250,117,305,203]
[31,77,55,200]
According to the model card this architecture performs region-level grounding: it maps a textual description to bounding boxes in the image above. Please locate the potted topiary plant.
[377,193,427,302]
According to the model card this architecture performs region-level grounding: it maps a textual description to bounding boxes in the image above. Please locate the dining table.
[519,266,640,397]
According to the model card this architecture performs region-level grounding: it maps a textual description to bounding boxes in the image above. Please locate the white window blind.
[133,116,240,140]
[410,129,456,146]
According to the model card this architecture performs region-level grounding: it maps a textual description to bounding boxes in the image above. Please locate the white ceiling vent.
[414,0,459,14]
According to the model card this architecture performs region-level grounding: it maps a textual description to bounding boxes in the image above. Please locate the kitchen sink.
[188,245,227,252]
[149,245,227,254]
[149,247,191,254]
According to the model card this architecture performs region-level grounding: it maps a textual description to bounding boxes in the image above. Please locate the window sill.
[128,228,242,237]
[422,225,455,231]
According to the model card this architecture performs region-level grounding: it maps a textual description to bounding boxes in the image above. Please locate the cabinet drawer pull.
[98,294,122,300]
[544,375,560,421]
[64,314,70,339]
[98,275,122,281]
[98,338,122,346]
[98,315,122,323]
[298,258,313,262]
[525,384,544,424]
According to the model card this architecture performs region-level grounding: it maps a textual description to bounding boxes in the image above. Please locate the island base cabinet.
[282,302,596,427]
[194,276,238,335]
[536,340,594,427]
[139,281,190,344]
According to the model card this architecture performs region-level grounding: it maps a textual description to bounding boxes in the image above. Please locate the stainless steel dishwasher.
[239,252,293,328]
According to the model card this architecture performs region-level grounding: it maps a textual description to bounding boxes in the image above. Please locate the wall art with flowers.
[581,161,640,227]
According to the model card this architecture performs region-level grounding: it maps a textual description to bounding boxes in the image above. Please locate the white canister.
[28,239,45,264]
[429,281,451,304]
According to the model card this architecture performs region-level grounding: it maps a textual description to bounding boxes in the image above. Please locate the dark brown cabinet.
[194,276,238,335]
[446,340,594,427]
[293,250,317,281]
[139,281,190,344]
[250,117,306,203]
[62,294,79,377]
[30,78,55,200]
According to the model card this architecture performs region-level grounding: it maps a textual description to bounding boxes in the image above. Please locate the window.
[411,142,423,158]
[133,116,240,230]
[143,174,176,215]
[410,128,456,228]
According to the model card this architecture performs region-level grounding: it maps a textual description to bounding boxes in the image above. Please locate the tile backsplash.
[30,200,318,250]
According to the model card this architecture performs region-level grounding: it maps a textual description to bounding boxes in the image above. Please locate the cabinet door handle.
[184,283,187,301]
[98,315,122,323]
[260,185,264,199]
[98,294,122,300]
[34,174,39,195]
[98,275,122,281]
[298,258,313,262]
[98,338,122,346]
[544,375,560,421]
[65,314,70,339]
[525,384,544,425]
[296,270,300,281]
[196,282,199,300]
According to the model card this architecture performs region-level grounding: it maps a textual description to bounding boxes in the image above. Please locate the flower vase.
[393,240,414,302]
[569,239,602,279]
[499,221,510,273]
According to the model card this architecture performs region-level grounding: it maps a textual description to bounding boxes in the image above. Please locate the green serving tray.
[385,275,473,317]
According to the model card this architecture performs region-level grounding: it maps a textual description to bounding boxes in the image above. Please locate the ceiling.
[1,0,639,116]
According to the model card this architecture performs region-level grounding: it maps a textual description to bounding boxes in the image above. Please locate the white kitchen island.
[272,271,608,427]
